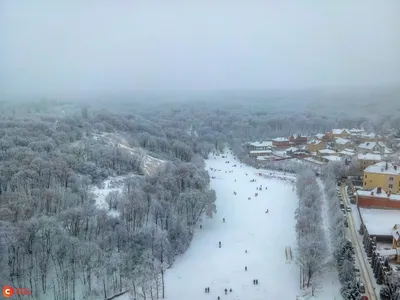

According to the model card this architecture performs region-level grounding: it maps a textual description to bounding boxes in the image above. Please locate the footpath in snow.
[161,152,300,300]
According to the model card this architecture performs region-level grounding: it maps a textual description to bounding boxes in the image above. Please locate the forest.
[1,96,400,300]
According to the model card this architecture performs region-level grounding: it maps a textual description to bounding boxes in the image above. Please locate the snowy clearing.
[117,151,340,300]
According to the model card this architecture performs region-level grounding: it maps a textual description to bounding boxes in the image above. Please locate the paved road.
[341,184,378,300]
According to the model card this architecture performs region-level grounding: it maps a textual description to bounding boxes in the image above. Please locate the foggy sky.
[1,0,400,97]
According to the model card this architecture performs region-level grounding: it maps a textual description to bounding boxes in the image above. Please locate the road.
[341,184,378,300]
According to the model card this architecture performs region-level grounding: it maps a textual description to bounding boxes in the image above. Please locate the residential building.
[272,137,290,148]
[321,156,343,163]
[307,139,324,153]
[334,137,352,151]
[317,149,339,157]
[358,141,392,155]
[357,187,400,209]
[338,149,356,158]
[357,153,382,171]
[249,150,272,158]
[359,132,381,142]
[363,162,400,193]
[329,129,350,139]
[249,141,272,151]
[289,134,307,145]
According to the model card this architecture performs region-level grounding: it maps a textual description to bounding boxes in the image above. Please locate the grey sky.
[1,0,400,97]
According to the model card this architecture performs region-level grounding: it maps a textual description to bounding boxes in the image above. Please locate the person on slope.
[224,288,227,294]
[265,209,268,213]
[219,241,221,248]
[223,218,225,222]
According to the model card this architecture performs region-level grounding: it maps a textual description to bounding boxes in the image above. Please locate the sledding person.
[256,279,259,285]
[217,297,220,300]
[229,288,232,292]
[223,218,225,222]
[200,224,203,229]
[224,288,227,294]
[219,241,221,248]
[245,266,247,271]
[265,209,268,213]
[205,287,207,293]
[253,279,256,285]
[245,249,247,253]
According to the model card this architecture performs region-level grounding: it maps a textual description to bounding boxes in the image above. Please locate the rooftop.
[359,141,379,150]
[335,138,351,145]
[359,207,400,236]
[308,139,323,145]
[272,137,289,142]
[357,153,382,161]
[250,141,273,147]
[249,150,272,154]
[324,155,343,162]
[340,150,356,156]
[364,161,399,176]
[332,128,350,135]
[357,187,400,200]
[318,149,337,154]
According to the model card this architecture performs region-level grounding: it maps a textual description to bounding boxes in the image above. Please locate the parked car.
[354,266,360,273]
[340,202,345,208]
[344,220,348,227]
[346,205,351,212]
[337,182,341,186]
[358,281,365,293]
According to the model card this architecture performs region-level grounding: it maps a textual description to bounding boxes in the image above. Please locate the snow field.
[162,151,300,300]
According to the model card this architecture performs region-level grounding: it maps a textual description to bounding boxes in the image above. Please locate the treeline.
[0,109,217,300]
[294,169,327,295]
[320,165,360,299]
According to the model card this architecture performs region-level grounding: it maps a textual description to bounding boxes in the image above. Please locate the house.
[289,134,307,145]
[338,149,356,158]
[358,141,392,155]
[357,187,400,209]
[249,150,272,157]
[249,141,272,151]
[334,137,352,151]
[307,139,324,153]
[349,128,365,136]
[315,132,332,142]
[363,162,400,193]
[357,153,382,171]
[359,132,381,142]
[272,137,290,148]
[321,155,343,163]
[317,149,339,156]
[329,129,350,139]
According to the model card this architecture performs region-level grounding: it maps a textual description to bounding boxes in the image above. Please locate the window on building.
[364,181,366,185]
[389,184,393,189]
[365,174,367,178]
[389,177,394,181]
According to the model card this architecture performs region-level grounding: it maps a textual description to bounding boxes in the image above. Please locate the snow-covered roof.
[361,132,376,138]
[344,148,355,153]
[335,138,351,145]
[308,139,323,145]
[364,161,399,176]
[272,137,289,142]
[250,150,272,154]
[359,141,379,150]
[359,207,400,236]
[315,133,325,139]
[286,147,298,152]
[357,153,382,161]
[340,150,356,156]
[349,128,365,134]
[318,149,337,154]
[332,128,349,135]
[250,141,273,147]
[324,156,343,162]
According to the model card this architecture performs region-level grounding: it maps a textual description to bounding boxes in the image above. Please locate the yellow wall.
[308,142,324,153]
[363,172,400,193]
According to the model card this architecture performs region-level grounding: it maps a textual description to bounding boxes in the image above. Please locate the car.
[344,221,348,227]
[354,266,360,273]
[346,205,351,212]
[358,281,365,293]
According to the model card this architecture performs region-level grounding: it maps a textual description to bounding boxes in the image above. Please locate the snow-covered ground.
[117,151,341,300]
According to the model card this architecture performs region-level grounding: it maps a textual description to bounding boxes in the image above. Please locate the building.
[272,137,290,148]
[393,225,400,249]
[363,162,400,193]
[358,153,382,171]
[329,129,350,139]
[289,134,307,145]
[358,141,385,154]
[307,139,324,153]
[317,149,339,156]
[249,150,272,158]
[249,141,272,151]
[357,187,400,209]
[338,149,356,158]
[321,155,343,163]
[334,137,352,151]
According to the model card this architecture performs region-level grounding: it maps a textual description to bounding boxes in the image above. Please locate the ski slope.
[162,151,300,300]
